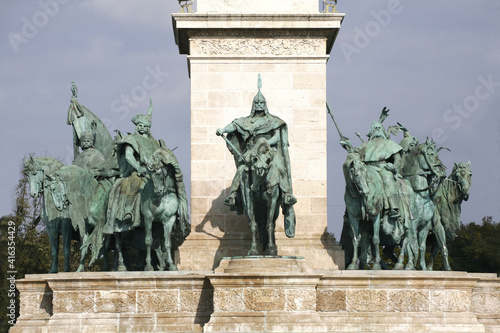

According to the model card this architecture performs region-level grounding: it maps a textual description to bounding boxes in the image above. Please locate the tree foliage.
[447,217,500,275]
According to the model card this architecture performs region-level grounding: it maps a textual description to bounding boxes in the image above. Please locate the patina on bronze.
[216,74,296,256]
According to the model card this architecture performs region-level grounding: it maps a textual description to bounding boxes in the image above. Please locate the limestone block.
[244,288,286,311]
[213,288,246,311]
[285,288,316,311]
[17,279,53,317]
[472,292,500,314]
[347,289,388,312]
[387,290,429,312]
[53,291,94,314]
[317,289,346,312]
[95,291,136,313]
[180,288,214,313]
[137,290,179,313]
[431,290,471,312]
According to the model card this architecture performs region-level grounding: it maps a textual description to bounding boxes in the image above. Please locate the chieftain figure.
[72,130,106,171]
[104,99,163,234]
[103,99,189,271]
[216,74,296,255]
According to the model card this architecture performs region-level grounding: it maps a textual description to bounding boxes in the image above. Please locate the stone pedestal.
[11,272,213,333]
[12,270,500,332]
[172,0,345,271]
[317,271,499,333]
[205,257,326,332]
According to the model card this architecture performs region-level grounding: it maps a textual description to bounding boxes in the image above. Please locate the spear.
[326,102,346,140]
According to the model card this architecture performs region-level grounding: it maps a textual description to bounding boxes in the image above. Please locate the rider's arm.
[392,153,401,171]
[124,145,146,175]
[216,123,236,136]
[268,129,280,146]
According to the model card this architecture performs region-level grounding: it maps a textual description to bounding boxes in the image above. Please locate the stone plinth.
[11,272,213,333]
[11,270,500,332]
[172,6,345,272]
[205,257,327,332]
[317,270,496,333]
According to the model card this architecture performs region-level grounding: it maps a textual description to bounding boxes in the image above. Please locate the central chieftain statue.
[216,75,297,256]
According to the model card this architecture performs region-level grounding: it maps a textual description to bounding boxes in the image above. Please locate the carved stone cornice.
[191,38,325,57]
[172,13,343,55]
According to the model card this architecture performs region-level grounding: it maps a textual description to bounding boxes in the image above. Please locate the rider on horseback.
[104,100,164,234]
[358,120,404,223]
[216,75,297,237]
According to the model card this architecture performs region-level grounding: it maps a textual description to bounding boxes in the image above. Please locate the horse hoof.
[347,264,357,270]
[394,263,404,270]
[76,265,85,273]
[49,269,58,274]
[169,265,179,271]
[247,249,259,256]
[144,264,154,271]
[372,263,382,270]
[118,264,127,272]
[264,247,277,256]
[405,265,416,271]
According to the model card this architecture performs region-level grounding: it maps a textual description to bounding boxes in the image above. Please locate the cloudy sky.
[1,0,499,239]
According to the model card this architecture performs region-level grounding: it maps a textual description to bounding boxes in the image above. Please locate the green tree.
[448,217,500,275]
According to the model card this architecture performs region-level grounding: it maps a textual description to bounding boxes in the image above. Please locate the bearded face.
[136,122,151,136]
[370,124,386,140]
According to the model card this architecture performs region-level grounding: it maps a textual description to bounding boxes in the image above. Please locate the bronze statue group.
[336,107,472,270]
[23,76,299,272]
[22,76,471,273]
[24,84,189,272]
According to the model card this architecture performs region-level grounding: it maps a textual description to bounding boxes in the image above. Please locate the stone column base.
[205,257,327,332]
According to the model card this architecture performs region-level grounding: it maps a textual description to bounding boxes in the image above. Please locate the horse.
[23,157,97,273]
[428,161,472,270]
[343,152,417,270]
[45,164,99,272]
[402,139,442,270]
[112,147,189,271]
[243,138,282,256]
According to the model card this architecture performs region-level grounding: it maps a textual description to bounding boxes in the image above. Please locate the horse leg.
[142,202,154,271]
[432,214,451,271]
[265,193,278,256]
[359,230,370,269]
[418,224,431,271]
[428,240,438,271]
[47,220,60,273]
[163,215,178,271]
[372,214,382,270]
[77,231,89,272]
[347,215,360,270]
[61,218,73,272]
[114,232,127,271]
[247,217,259,256]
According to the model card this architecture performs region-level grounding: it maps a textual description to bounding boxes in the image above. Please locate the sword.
[219,133,247,165]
